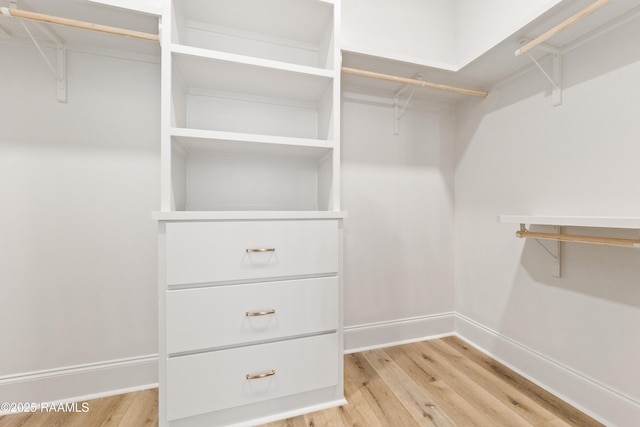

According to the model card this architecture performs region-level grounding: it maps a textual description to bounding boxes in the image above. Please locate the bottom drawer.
[166,333,339,421]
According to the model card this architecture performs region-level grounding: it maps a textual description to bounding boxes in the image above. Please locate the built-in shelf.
[170,128,334,159]
[152,210,347,221]
[172,48,334,102]
[498,215,640,229]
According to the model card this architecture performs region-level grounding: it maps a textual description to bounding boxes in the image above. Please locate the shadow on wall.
[519,226,640,309]
[492,232,640,417]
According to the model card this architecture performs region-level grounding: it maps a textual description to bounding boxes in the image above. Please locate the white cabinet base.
[168,388,346,427]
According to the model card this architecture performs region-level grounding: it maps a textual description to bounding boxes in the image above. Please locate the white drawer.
[166,333,339,421]
[165,220,339,286]
[166,277,339,354]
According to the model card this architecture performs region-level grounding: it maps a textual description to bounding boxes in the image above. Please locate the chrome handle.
[246,248,276,253]
[246,370,276,380]
[245,309,276,317]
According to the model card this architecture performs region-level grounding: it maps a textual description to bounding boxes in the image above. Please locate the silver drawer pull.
[246,370,276,380]
[246,248,276,253]
[245,309,276,317]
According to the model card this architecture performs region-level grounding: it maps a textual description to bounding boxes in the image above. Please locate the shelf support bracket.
[519,39,562,107]
[519,224,561,277]
[526,51,562,107]
[56,45,67,103]
[393,73,422,135]
[4,2,67,103]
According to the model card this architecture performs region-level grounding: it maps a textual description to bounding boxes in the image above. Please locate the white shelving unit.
[160,0,341,214]
[155,1,345,426]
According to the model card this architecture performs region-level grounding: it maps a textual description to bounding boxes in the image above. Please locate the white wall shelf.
[170,128,334,158]
[152,210,347,221]
[172,49,334,103]
[499,215,640,229]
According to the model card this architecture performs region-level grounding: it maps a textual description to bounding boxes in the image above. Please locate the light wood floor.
[0,337,603,427]
[266,337,604,427]
[0,387,158,427]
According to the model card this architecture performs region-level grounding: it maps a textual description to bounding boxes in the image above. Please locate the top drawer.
[165,220,339,286]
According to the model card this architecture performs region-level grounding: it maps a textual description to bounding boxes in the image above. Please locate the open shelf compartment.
[170,134,336,212]
[170,50,335,140]
[171,0,335,70]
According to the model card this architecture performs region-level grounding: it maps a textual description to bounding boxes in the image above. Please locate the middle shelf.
[170,47,336,140]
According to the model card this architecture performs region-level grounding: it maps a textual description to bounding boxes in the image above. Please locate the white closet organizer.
[154,1,345,426]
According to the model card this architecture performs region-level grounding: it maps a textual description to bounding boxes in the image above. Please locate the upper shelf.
[499,215,640,229]
[172,0,333,46]
[172,45,334,102]
[171,0,334,70]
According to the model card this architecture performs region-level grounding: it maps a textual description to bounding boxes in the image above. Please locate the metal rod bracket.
[57,45,67,103]
[8,2,68,103]
[525,51,562,107]
[393,73,422,135]
[518,224,561,277]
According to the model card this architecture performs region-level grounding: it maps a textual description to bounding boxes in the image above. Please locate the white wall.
[455,0,562,67]
[454,18,640,426]
[341,0,457,70]
[341,92,456,351]
[0,43,160,402]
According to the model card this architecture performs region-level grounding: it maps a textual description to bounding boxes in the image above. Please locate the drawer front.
[166,333,339,421]
[165,220,339,286]
[166,277,339,354]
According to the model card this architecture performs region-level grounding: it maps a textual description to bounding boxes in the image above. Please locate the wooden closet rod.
[515,0,613,56]
[516,230,640,248]
[0,7,159,42]
[341,67,488,98]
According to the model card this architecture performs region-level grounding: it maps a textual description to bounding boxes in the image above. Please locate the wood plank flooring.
[0,337,603,427]
[266,337,604,427]
[0,387,158,427]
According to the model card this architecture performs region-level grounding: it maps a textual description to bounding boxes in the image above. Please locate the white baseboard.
[455,313,640,427]
[0,355,158,415]
[344,312,455,353]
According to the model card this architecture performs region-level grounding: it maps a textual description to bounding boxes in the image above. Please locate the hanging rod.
[341,67,488,98]
[515,0,613,56]
[0,7,158,42]
[516,229,640,249]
